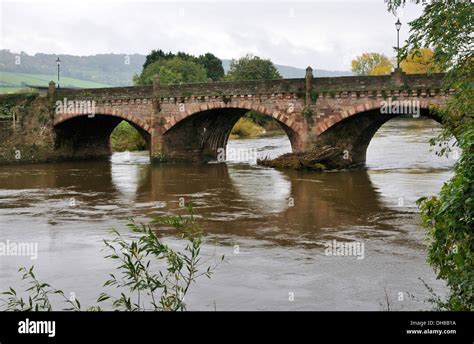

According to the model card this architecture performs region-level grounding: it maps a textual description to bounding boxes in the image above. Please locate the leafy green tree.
[388,0,473,311]
[226,54,282,127]
[134,57,208,85]
[143,49,168,69]
[197,53,225,81]
[351,53,393,76]
[226,54,282,81]
[141,50,224,82]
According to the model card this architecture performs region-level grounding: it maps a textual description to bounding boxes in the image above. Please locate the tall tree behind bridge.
[225,54,282,81]
[400,48,442,74]
[225,54,282,126]
[351,53,393,76]
[197,53,225,81]
[352,49,443,76]
[139,50,224,82]
[133,57,208,85]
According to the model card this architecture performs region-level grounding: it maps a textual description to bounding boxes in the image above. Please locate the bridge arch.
[162,101,301,134]
[53,112,151,159]
[314,102,444,168]
[161,103,304,162]
[314,100,442,135]
[54,111,152,135]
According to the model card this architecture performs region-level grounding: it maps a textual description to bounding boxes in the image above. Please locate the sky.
[0,0,424,71]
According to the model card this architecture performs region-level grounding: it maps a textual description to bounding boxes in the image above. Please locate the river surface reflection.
[0,118,455,310]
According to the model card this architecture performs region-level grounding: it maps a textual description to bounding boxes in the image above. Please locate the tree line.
[133,51,282,85]
[134,48,444,87]
[351,48,443,76]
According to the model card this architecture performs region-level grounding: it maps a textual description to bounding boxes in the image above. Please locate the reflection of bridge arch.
[133,163,386,235]
[227,165,292,214]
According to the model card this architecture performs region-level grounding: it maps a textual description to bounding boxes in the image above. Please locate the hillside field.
[0,72,111,94]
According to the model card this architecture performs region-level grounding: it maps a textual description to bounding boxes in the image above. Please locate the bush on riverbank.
[230,117,265,139]
[386,0,473,311]
[110,121,147,152]
[417,118,473,311]
[262,119,284,133]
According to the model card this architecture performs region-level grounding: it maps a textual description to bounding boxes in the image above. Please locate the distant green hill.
[0,50,144,86]
[0,72,111,94]
[1,50,352,89]
[0,72,111,88]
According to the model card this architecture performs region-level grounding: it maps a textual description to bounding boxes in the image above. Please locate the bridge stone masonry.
[1,68,451,168]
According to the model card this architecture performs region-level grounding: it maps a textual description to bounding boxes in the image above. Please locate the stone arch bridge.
[50,68,450,168]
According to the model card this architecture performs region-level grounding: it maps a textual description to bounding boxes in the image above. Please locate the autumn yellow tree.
[351,53,393,76]
[400,48,442,74]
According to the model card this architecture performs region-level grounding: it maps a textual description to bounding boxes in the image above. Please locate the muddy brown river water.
[0,117,457,310]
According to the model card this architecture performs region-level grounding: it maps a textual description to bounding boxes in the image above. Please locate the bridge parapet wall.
[50,72,447,104]
[156,78,306,99]
[54,86,154,102]
[312,73,445,92]
[310,86,452,105]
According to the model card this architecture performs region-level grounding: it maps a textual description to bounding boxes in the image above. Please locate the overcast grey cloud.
[0,0,423,70]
